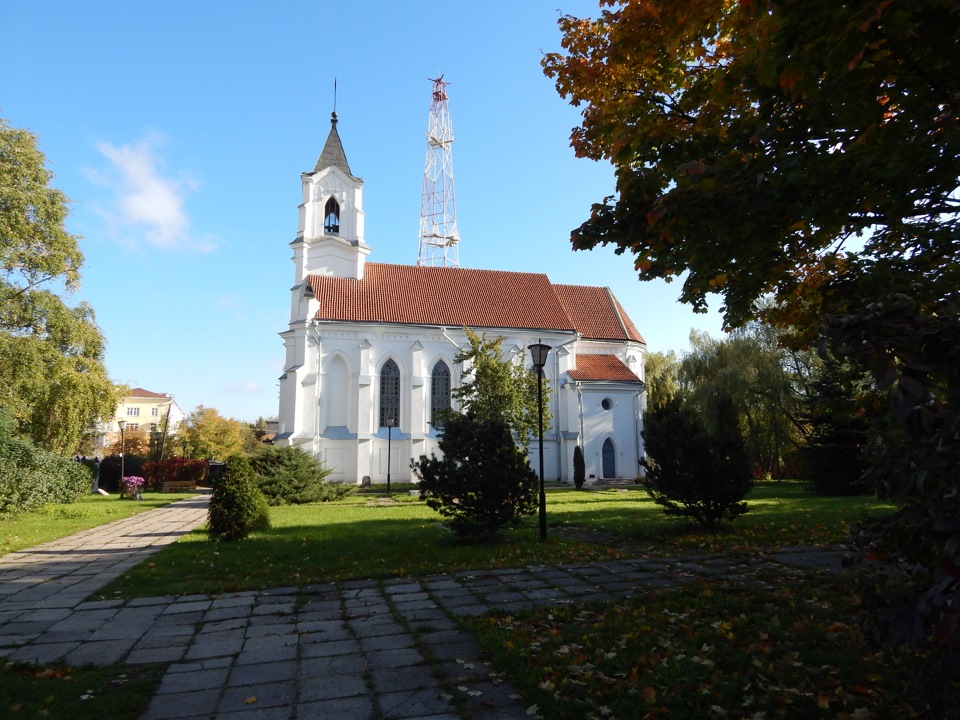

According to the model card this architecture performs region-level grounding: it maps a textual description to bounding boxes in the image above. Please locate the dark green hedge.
[0,433,93,517]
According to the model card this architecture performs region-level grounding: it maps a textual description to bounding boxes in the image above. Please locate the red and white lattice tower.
[418,76,460,267]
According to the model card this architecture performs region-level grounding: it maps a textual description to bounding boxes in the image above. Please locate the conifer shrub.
[247,445,347,505]
[413,411,538,541]
[207,455,270,542]
[573,445,586,490]
[642,396,752,529]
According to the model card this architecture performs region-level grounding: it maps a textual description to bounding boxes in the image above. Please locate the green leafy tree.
[452,330,550,453]
[181,406,254,460]
[413,411,538,540]
[643,396,752,529]
[0,117,119,453]
[545,1,960,646]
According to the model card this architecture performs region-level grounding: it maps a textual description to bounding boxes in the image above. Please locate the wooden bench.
[161,480,197,493]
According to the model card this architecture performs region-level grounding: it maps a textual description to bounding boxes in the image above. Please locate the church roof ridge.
[305,262,644,344]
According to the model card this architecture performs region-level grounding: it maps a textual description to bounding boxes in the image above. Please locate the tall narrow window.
[430,361,451,426]
[324,197,340,234]
[379,359,400,428]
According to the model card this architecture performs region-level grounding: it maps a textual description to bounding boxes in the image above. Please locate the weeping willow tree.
[679,326,806,477]
[643,350,681,411]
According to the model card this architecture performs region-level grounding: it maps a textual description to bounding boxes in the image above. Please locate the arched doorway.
[602,438,616,479]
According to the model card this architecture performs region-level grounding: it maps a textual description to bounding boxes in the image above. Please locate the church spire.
[313,111,357,179]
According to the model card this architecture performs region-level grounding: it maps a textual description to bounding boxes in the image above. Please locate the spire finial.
[332,77,338,124]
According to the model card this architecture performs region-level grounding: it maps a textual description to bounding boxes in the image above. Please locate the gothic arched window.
[430,361,451,426]
[324,197,340,234]
[379,359,400,428]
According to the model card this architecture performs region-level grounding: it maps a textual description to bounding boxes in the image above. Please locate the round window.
[601,398,614,410]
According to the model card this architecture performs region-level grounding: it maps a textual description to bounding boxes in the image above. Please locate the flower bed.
[121,476,145,500]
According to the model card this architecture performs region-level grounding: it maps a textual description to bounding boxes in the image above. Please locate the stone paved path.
[0,494,852,719]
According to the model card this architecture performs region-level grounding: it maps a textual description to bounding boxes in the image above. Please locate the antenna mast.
[418,75,460,267]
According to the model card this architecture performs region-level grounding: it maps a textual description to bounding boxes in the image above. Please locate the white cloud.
[88,134,215,252]
[222,380,262,395]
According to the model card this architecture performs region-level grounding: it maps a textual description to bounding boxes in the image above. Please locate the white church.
[276,112,647,484]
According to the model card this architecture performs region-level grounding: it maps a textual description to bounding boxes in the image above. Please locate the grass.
[0,491,200,557]
[93,481,893,601]
[551,481,889,550]
[94,491,627,599]
[0,660,163,720]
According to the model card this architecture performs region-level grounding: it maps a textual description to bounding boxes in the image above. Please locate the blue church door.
[602,438,616,479]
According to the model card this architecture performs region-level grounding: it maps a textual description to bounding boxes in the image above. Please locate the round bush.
[207,456,270,542]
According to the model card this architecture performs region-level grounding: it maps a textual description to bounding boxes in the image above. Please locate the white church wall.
[579,386,643,480]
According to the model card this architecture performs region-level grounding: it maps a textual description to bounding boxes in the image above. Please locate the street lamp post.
[528,341,552,541]
[386,417,395,493]
[117,419,126,497]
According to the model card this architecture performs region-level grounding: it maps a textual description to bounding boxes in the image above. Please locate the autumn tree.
[452,330,550,453]
[180,406,255,461]
[103,427,151,458]
[0,116,119,453]
[545,0,960,647]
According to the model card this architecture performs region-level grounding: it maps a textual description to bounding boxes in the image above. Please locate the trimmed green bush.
[0,430,92,517]
[247,445,347,505]
[207,456,270,542]
[413,411,538,540]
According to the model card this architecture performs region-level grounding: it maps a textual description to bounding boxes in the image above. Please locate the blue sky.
[1,1,724,423]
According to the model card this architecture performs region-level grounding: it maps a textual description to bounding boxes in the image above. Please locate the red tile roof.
[309,264,576,331]
[308,263,644,342]
[568,354,642,383]
[554,284,645,343]
[127,388,169,398]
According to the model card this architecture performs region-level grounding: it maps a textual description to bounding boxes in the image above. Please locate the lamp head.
[117,419,126,431]
[528,341,552,371]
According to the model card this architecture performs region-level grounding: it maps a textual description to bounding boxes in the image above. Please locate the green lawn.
[0,492,200,557]
[92,481,893,600]
[94,491,625,599]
